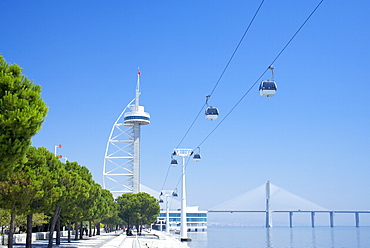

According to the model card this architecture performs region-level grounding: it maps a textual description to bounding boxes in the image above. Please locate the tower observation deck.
[103,70,150,195]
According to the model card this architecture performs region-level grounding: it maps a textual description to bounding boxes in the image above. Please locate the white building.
[156,206,207,232]
[141,185,207,232]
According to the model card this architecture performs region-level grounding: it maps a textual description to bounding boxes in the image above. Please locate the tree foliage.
[93,189,116,224]
[116,192,160,234]
[0,146,64,215]
[0,208,10,229]
[0,56,118,246]
[0,146,63,248]
[0,55,48,180]
[60,161,95,222]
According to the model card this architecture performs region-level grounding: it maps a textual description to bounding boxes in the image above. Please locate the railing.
[0,230,73,245]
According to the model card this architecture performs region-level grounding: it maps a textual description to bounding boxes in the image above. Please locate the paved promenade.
[1,230,189,248]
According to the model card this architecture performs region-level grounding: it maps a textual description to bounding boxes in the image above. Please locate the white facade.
[156,206,207,232]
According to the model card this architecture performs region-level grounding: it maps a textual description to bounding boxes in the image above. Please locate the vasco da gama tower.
[103,70,150,195]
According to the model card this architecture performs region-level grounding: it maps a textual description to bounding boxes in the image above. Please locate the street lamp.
[54,144,62,157]
[171,148,201,241]
[159,190,178,234]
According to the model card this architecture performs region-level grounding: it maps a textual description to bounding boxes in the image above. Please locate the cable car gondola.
[193,147,201,162]
[193,153,201,161]
[171,159,178,166]
[205,95,219,120]
[205,107,219,120]
[259,66,277,97]
[259,81,277,97]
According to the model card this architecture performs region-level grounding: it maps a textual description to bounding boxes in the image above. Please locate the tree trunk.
[126,218,130,236]
[8,210,16,248]
[1,226,4,245]
[93,223,96,236]
[96,223,100,235]
[67,221,71,243]
[74,221,78,240]
[47,205,61,248]
[26,213,32,248]
[137,222,140,235]
[79,221,83,239]
[56,214,60,245]
[89,221,92,237]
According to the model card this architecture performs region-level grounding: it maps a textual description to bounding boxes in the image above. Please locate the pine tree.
[0,55,48,180]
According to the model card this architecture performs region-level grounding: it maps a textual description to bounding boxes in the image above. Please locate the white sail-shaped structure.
[103,70,150,196]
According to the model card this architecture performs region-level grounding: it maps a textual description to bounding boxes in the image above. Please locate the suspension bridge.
[208,181,370,227]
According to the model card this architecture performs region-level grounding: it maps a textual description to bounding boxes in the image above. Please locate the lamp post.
[171,148,200,242]
[54,144,62,157]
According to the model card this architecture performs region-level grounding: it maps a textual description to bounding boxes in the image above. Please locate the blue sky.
[1,0,370,224]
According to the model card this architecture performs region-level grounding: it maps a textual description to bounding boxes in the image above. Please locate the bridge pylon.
[266,181,273,228]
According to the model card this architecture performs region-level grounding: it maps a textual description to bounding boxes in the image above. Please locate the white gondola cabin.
[259,80,277,97]
[260,66,277,97]
[193,153,201,161]
[205,107,219,120]
[171,159,178,166]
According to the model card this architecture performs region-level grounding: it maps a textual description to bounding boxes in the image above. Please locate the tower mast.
[135,69,140,109]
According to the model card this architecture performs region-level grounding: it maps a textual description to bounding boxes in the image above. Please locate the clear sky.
[1,0,370,224]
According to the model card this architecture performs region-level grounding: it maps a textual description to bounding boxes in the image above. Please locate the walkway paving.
[1,230,189,248]
[120,230,189,248]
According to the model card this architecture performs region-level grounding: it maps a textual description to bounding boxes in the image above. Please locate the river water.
[186,226,370,248]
